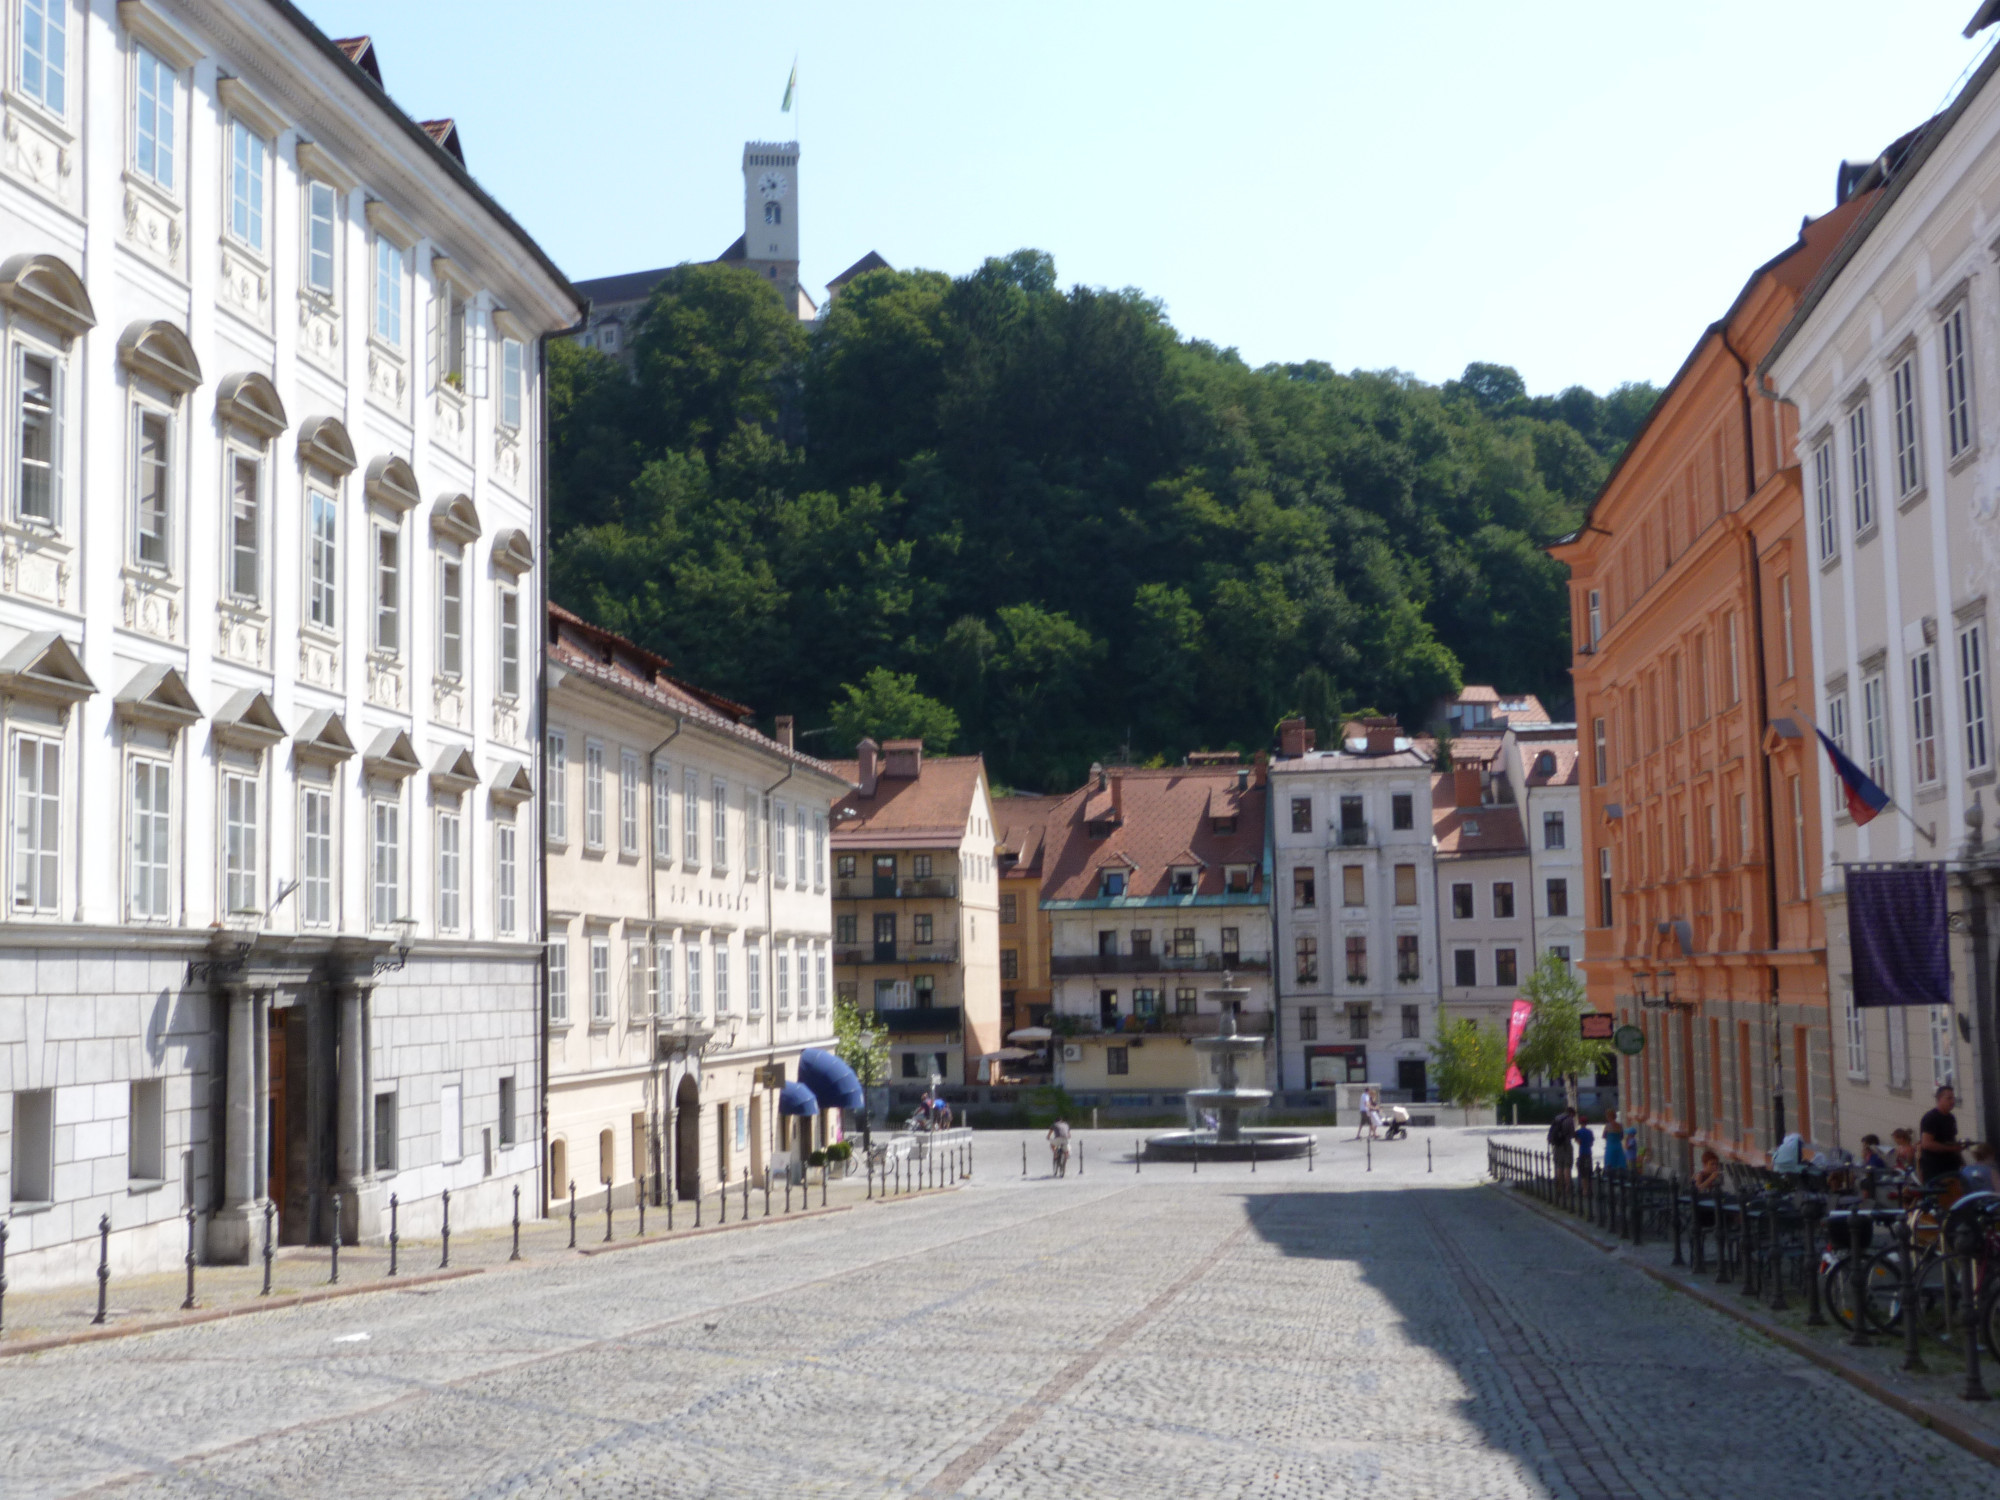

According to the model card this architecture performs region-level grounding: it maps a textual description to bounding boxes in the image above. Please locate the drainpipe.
[646,715,685,1206]
[760,760,795,1154]
[535,332,552,1220]
[1722,327,1784,1153]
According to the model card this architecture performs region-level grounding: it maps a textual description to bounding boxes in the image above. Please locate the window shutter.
[471,314,490,400]
[424,285,440,392]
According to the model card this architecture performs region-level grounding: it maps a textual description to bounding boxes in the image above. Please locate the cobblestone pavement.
[0,1129,1991,1498]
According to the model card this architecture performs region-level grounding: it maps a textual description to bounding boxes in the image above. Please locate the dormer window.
[1463,818,1482,837]
[1099,869,1126,897]
[1225,866,1250,894]
[1170,867,1197,895]
[1535,751,1557,776]
[1211,816,1236,835]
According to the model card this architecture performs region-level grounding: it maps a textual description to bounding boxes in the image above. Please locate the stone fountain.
[1142,973,1313,1161]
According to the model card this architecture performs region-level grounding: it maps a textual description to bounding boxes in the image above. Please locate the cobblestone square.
[0,1130,1992,1498]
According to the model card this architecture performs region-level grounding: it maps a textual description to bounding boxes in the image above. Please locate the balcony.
[835,940,962,966]
[1061,1009,1276,1038]
[834,876,959,900]
[1337,825,1370,847]
[1049,951,1269,976]
[875,1005,963,1036]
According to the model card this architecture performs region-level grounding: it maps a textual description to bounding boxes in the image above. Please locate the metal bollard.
[568,1181,577,1249]
[1766,1198,1787,1312]
[329,1191,342,1285]
[512,1185,523,1259]
[1136,1144,1141,1174]
[1956,1217,1990,1401]
[262,1200,276,1295]
[92,1214,110,1324]
[719,1172,727,1225]
[440,1188,451,1270]
[605,1179,615,1243]
[1366,1135,1372,1173]
[388,1195,399,1278]
[1715,1192,1734,1286]
[821,1163,828,1207]
[181,1206,198,1309]
[868,1160,874,1199]
[1078,1141,1084,1178]
[1801,1196,1823,1325]
[1309,1137,1315,1173]
[1427,1139,1432,1175]
[1741,1200,1762,1300]
[1670,1178,1684,1267]
[1895,1216,1928,1373]
[786,1175,793,1213]
[1847,1205,1871,1346]
[765,1169,772,1216]
[1251,1141,1257,1174]
[1022,1142,1027,1177]
[638,1182,646,1237]
[696,1170,703,1228]
[1631,1175,1644,1248]
[0,1217,9,1336]
[744,1168,750,1219]
[1690,1187,1706,1273]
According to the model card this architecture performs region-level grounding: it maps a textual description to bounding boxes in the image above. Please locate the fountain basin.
[1183,1087,1273,1110]
[1142,1127,1314,1162]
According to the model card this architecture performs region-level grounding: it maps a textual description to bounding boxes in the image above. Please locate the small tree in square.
[1510,952,1613,1112]
[832,996,890,1149]
[1430,1018,1509,1115]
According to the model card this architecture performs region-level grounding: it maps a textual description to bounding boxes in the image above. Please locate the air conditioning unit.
[1062,1044,1083,1063]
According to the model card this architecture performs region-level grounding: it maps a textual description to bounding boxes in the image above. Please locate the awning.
[981,1047,1032,1062]
[778,1081,820,1117]
[1008,1027,1053,1043]
[798,1048,866,1112]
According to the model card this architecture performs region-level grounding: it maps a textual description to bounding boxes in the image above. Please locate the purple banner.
[1847,865,1950,1009]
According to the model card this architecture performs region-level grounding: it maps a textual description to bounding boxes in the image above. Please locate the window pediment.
[364,198,418,250]
[0,631,96,706]
[0,253,96,342]
[117,0,202,69]
[114,662,201,730]
[118,319,202,396]
[216,372,288,440]
[430,493,480,545]
[492,308,529,344]
[363,726,421,780]
[489,760,534,807]
[297,414,357,475]
[211,688,286,750]
[295,139,358,195]
[216,75,288,140]
[364,454,420,513]
[293,708,356,763]
[430,745,480,793]
[491,528,533,576]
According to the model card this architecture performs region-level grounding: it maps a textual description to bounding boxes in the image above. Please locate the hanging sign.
[1612,1025,1646,1056]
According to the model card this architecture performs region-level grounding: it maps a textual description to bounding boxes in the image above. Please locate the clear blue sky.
[299,1,1994,397]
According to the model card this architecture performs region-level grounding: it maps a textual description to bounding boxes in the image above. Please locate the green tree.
[828,667,959,752]
[1430,1019,1509,1112]
[831,997,891,1146]
[630,262,808,459]
[1509,954,1613,1110]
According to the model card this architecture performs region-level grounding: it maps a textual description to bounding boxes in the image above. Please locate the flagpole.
[1789,700,1936,847]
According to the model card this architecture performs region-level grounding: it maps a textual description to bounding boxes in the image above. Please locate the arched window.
[1535,751,1557,776]
[764,201,781,225]
[549,1138,568,1194]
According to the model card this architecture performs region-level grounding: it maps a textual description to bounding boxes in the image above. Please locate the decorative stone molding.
[366,653,405,710]
[297,415,357,476]
[5,535,70,608]
[293,708,357,764]
[215,372,288,440]
[367,345,407,404]
[297,634,339,690]
[0,630,95,706]
[121,574,181,641]
[113,662,201,732]
[491,528,533,576]
[298,295,340,369]
[430,494,481,546]
[432,382,469,456]
[493,429,523,488]
[491,699,522,745]
[0,252,95,340]
[118,319,202,394]
[219,245,270,325]
[4,107,74,202]
[295,139,358,195]
[117,1,204,70]
[121,180,183,272]
[432,675,464,729]
[215,599,268,668]
[364,454,421,513]
[216,76,288,140]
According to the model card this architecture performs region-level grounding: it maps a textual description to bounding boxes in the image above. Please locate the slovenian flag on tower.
[782,63,797,112]
[1816,727,1891,826]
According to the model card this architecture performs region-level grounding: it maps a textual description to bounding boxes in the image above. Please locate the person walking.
[1574,1115,1596,1183]
[1353,1087,1378,1141]
[1548,1106,1577,1189]
[1919,1085,1965,1183]
[1601,1110,1628,1175]
[1046,1117,1072,1177]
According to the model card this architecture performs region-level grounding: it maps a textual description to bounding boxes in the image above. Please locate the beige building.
[828,741,1000,1095]
[544,607,850,1212]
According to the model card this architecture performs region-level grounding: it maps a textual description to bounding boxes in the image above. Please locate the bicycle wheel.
[1902,1251,1956,1344]
[1983,1281,2000,1359]
[1850,1248,1908,1332]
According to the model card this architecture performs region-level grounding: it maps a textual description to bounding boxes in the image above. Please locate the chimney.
[1236,767,1250,793]
[1110,771,1124,824]
[1365,722,1398,756]
[883,739,922,778]
[1253,749,1269,788]
[1453,767,1483,810]
[1092,761,1106,791]
[1277,717,1314,758]
[857,738,880,797]
[775,715,795,751]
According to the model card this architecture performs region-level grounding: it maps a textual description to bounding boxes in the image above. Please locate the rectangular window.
[305,180,338,296]
[129,758,171,920]
[20,0,65,115]
[1813,439,1837,561]
[372,525,399,652]
[374,237,403,344]
[1862,672,1890,788]
[225,453,261,601]
[1828,691,1848,755]
[813,814,827,887]
[438,556,463,677]
[1347,1006,1369,1041]
[1944,304,1975,459]
[713,944,730,1013]
[1106,1046,1129,1076]
[1546,878,1568,918]
[1930,1005,1956,1089]
[1298,1005,1318,1042]
[1848,401,1875,532]
[546,730,568,844]
[1451,883,1472,920]
[1454,949,1478,986]
[1725,611,1741,703]
[229,119,266,250]
[1295,934,1318,984]
[584,742,605,849]
[1391,792,1413,831]
[1290,797,1312,833]
[1593,717,1608,784]
[1402,1004,1421,1040]
[128,1078,164,1182]
[1386,863,1413,907]
[683,769,700,864]
[134,407,170,566]
[652,762,672,858]
[775,945,790,1012]
[748,944,763,1013]
[1779,574,1795,681]
[498,1076,517,1148]
[372,1090,397,1172]
[1843,986,1866,1080]
[134,46,175,189]
[1001,892,1019,925]
[1397,933,1419,980]
[1344,934,1366,984]
[773,796,789,880]
[620,749,640,855]
[1887,1007,1909,1089]
[747,795,763,878]
[10,1088,52,1202]
[712,779,729,868]
[548,940,569,1023]
[371,797,400,925]
[629,943,650,1020]
[1000,947,1019,981]
[439,1083,462,1164]
[1342,865,1364,907]
[1694,633,1709,721]
[498,586,521,697]
[437,808,461,931]
[1293,866,1316,907]
[590,937,611,1022]
[1789,775,1807,900]
[816,947,829,1014]
[1962,623,1991,773]
[1493,882,1514,919]
[308,486,337,628]
[222,770,259,915]
[16,349,59,525]
[1736,793,1750,862]
[1587,588,1602,645]
[300,784,333,926]
[501,338,524,431]
[496,820,517,935]
[1495,948,1518,986]
[795,805,809,887]
[1891,355,1922,497]
[1543,811,1565,850]
[655,940,674,1014]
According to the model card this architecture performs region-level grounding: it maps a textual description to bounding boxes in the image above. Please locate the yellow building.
[828,740,1000,1095]
[995,794,1062,1079]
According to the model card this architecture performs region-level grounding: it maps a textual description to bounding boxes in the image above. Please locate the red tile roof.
[1431,774,1528,857]
[1517,737,1580,788]
[1041,768,1267,902]
[829,755,989,847]
[995,793,1063,877]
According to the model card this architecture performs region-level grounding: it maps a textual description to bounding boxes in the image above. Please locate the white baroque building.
[0,0,578,1288]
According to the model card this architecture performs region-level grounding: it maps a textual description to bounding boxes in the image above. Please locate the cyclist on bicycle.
[1047,1117,1072,1177]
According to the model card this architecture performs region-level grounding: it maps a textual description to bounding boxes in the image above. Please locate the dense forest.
[548,251,1658,791]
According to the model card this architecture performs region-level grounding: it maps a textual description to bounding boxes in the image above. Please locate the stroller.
[1382,1105,1410,1141]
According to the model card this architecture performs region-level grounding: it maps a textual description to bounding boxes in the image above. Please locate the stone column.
[208,985,261,1263]
[335,975,382,1243]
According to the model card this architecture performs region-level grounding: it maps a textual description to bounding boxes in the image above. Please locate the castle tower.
[735,140,813,318]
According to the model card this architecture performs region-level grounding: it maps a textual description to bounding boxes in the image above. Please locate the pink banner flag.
[1503,998,1533,1090]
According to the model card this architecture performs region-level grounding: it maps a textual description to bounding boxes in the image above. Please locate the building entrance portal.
[674,1074,701,1201]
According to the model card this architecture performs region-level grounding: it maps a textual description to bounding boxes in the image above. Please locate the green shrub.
[806,1149,827,1167]
[826,1141,853,1162]
[1023,1085,1079,1129]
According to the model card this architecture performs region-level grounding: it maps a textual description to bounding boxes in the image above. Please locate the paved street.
[0,1128,1990,1498]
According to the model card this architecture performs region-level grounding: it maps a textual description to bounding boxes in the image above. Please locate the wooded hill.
[549,251,1657,791]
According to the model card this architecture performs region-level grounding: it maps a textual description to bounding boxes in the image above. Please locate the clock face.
[757,171,788,201]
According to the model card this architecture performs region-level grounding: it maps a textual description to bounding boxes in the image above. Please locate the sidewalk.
[1493,1179,2000,1467]
[0,1163,959,1355]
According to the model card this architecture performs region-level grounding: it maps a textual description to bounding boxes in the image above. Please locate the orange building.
[1552,194,1873,1170]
